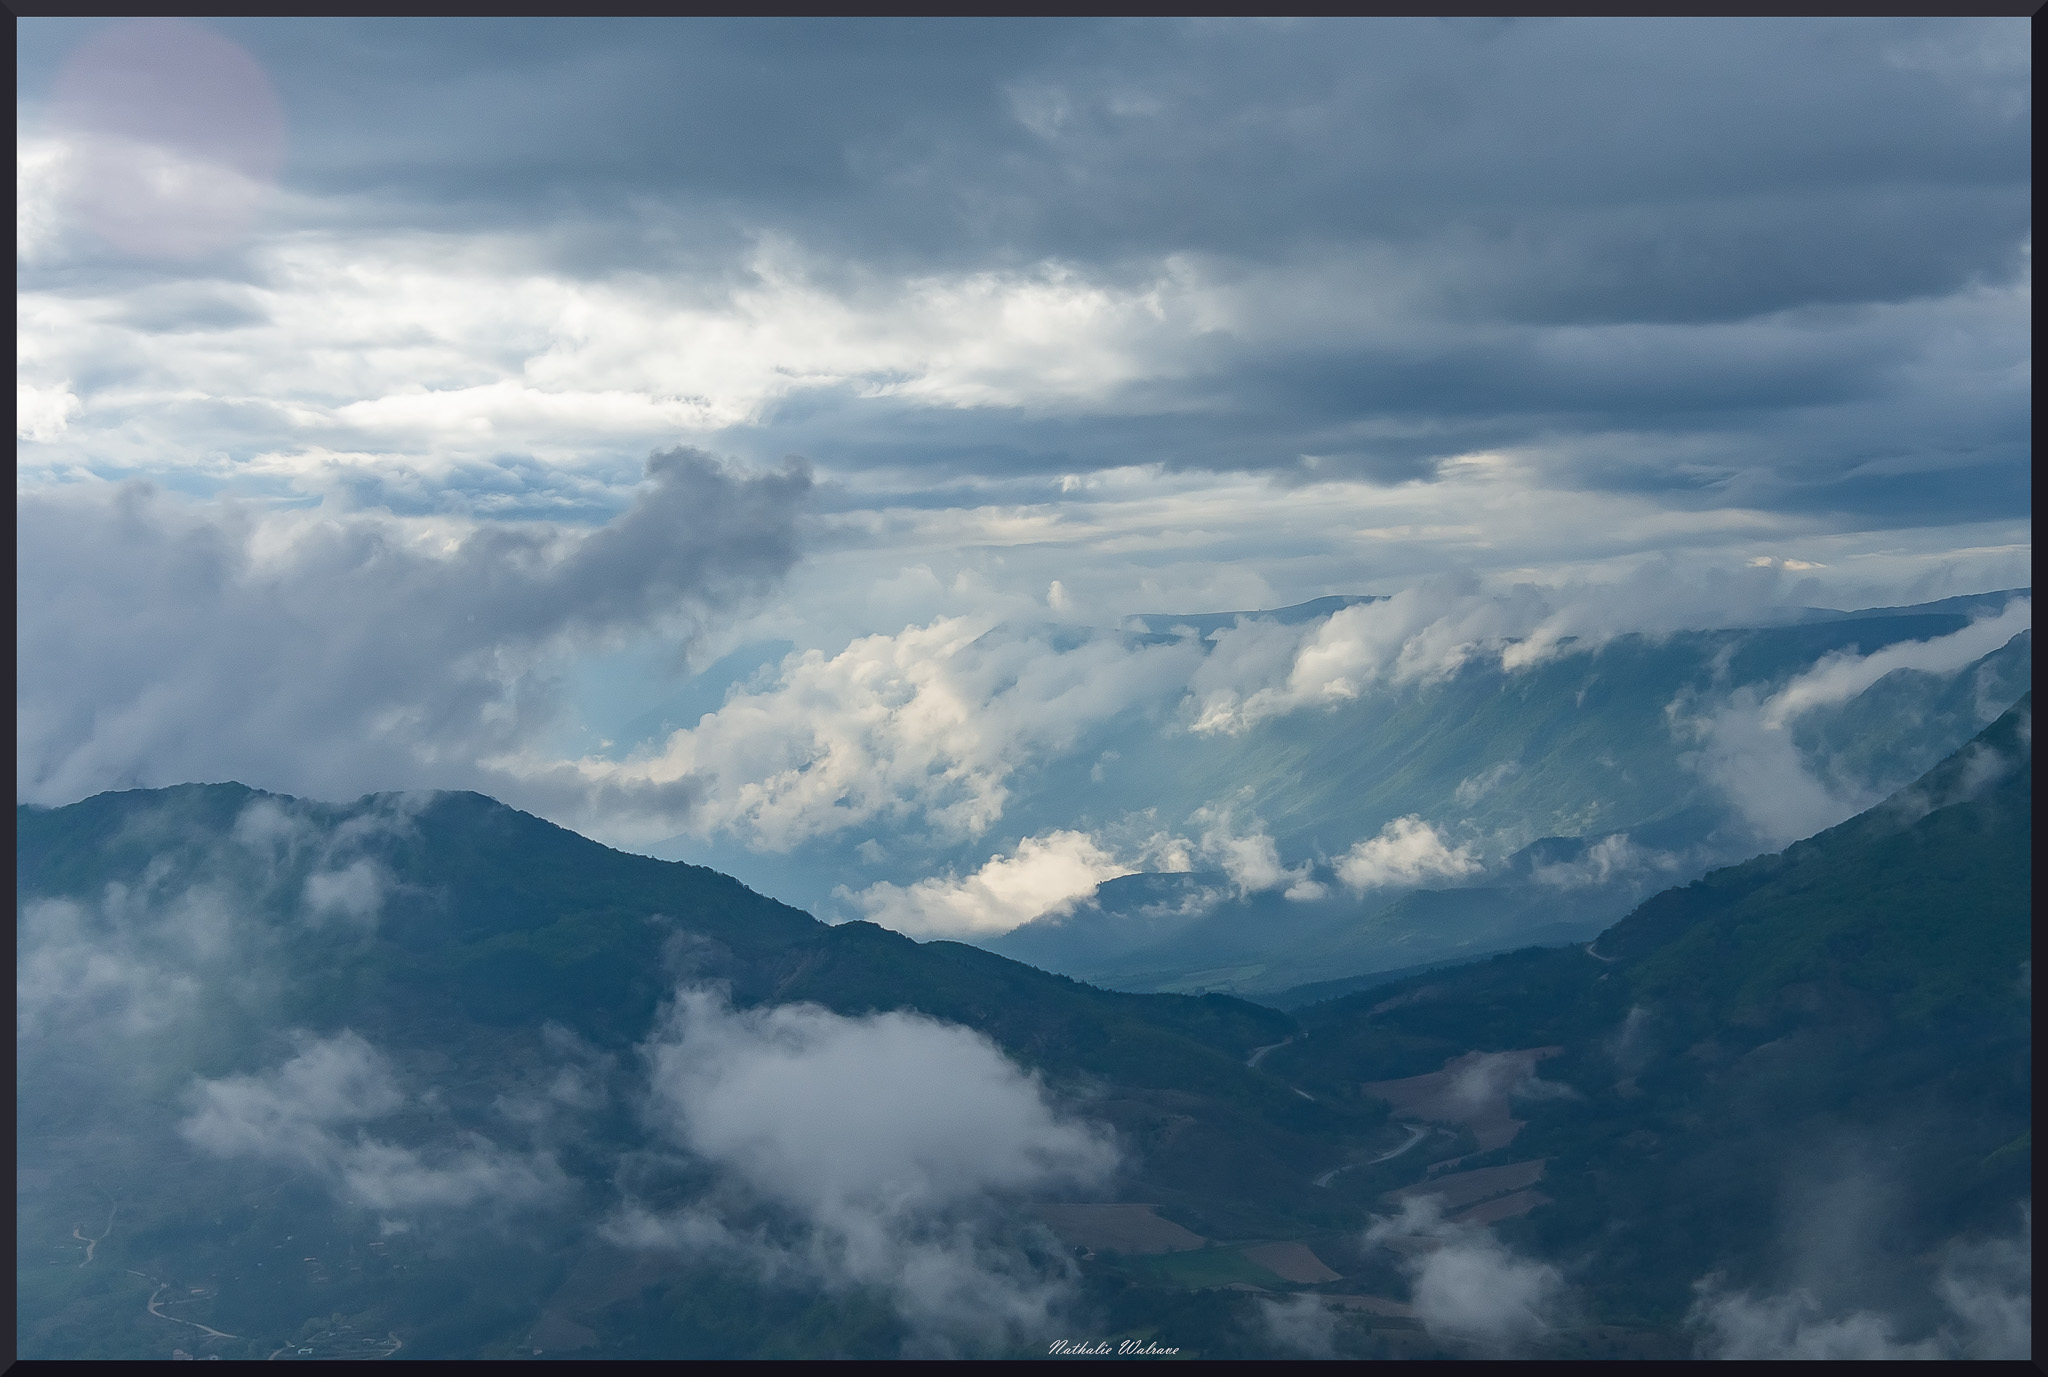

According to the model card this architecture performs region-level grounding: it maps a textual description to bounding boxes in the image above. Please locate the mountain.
[1261,693,2031,1353]
[15,697,2030,1358]
[16,782,1376,1359]
[987,826,1691,998]
[978,596,2030,998]
[1121,593,1385,642]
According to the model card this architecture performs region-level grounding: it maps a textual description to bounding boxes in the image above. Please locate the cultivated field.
[1363,1047,1562,1153]
[1033,1204,1206,1255]
[1238,1241,1341,1284]
[1387,1157,1547,1213]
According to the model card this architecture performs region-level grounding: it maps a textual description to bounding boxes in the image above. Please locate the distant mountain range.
[15,691,2029,1357]
[981,591,2030,997]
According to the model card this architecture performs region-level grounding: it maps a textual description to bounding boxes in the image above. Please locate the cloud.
[563,617,1201,849]
[1528,832,1678,890]
[16,18,2026,552]
[179,1029,567,1218]
[1257,1294,1341,1357]
[1691,1288,1943,1360]
[1685,598,2032,844]
[575,571,2022,867]
[1183,565,1866,737]
[180,1030,404,1165]
[337,1136,565,1214]
[1759,597,2032,731]
[619,988,1116,1353]
[1436,1049,1579,1114]
[14,19,2029,906]
[42,20,287,261]
[300,857,389,926]
[1454,760,1519,806]
[1188,582,1503,733]
[1335,815,1481,893]
[1689,1204,2031,1359]
[1366,1196,1564,1355]
[1880,704,2030,829]
[842,829,1135,938]
[16,895,208,1044]
[17,449,809,821]
[15,791,419,1059]
[1190,805,1306,896]
[16,380,80,441]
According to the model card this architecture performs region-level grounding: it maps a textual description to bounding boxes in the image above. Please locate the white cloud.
[1690,1285,1944,1360]
[180,1030,565,1218]
[561,618,1201,850]
[301,857,388,925]
[624,988,1116,1353]
[15,134,73,262]
[1686,598,2032,845]
[337,1136,565,1214]
[1257,1294,1341,1357]
[1335,815,1481,894]
[1759,597,2032,731]
[1454,760,1520,806]
[1690,1205,2030,1361]
[1190,804,1298,895]
[180,1030,404,1166]
[1366,1196,1564,1355]
[15,229,1214,483]
[1529,833,1677,890]
[16,380,80,441]
[843,829,1135,939]
[15,793,422,1061]
[1183,565,1869,737]
[16,895,205,1042]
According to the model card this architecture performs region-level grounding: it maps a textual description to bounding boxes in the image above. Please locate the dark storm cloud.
[20,18,2023,289]
[17,17,2029,525]
[16,449,809,811]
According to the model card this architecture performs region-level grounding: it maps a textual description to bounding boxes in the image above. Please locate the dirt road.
[73,1199,117,1266]
[1246,1036,1295,1069]
[1314,1123,1432,1186]
[129,1271,239,1340]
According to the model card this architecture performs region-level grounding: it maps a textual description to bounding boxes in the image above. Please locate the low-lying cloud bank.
[611,989,1117,1354]
[15,791,420,1060]
[20,457,2026,910]
[1688,1204,2031,1359]
[563,569,2026,858]
[561,617,1204,851]
[836,805,1487,938]
[1682,597,2031,845]
[182,1030,568,1219]
[1365,1197,1565,1356]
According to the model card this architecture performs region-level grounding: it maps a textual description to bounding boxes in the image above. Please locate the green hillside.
[1270,694,2032,1335]
[16,696,2030,1357]
[16,782,1377,1359]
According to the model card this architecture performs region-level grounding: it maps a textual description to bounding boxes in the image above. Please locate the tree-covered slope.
[15,694,2029,1358]
[1267,694,2031,1344]
[16,781,1375,1360]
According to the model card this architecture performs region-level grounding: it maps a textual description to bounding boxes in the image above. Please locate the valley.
[14,689,2030,1358]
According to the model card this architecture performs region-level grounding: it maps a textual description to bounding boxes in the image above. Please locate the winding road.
[1313,1123,1434,1187]
[73,1198,116,1266]
[1246,1036,1295,1069]
[129,1271,239,1341]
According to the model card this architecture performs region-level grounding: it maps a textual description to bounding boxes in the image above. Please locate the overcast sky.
[16,17,2032,834]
